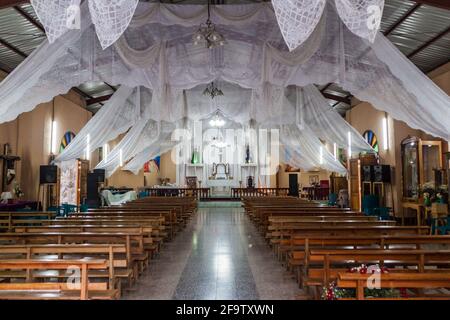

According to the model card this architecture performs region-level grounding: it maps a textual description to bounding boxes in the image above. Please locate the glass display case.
[419,140,443,190]
[401,137,420,199]
[401,136,443,200]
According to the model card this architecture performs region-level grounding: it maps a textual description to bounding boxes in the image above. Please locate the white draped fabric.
[0,2,447,140]
[31,0,139,49]
[54,86,146,163]
[272,0,384,51]
[296,85,373,152]
[0,1,447,179]
[31,0,383,51]
[281,124,347,174]
[94,119,160,178]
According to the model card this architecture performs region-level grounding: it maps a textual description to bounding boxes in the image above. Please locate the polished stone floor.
[122,203,302,300]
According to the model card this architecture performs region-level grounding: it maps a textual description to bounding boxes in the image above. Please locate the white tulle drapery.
[123,131,178,175]
[53,86,147,163]
[281,124,347,174]
[94,119,160,178]
[272,0,384,51]
[296,85,374,153]
[0,2,447,140]
[31,0,138,49]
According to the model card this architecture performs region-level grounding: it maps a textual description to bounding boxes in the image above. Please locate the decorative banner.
[60,131,76,153]
[59,159,78,205]
[144,155,160,173]
[363,130,379,153]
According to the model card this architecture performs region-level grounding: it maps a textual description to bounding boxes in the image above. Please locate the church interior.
[0,0,449,302]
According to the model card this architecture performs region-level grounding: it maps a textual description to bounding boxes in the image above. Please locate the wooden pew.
[337,273,450,300]
[304,248,450,297]
[0,244,133,289]
[0,259,119,300]
[0,212,56,232]
[0,232,147,274]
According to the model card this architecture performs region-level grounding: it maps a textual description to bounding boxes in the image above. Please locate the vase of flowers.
[13,182,24,199]
[423,192,432,207]
[321,264,403,300]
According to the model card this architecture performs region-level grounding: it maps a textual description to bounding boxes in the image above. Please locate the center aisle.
[123,202,302,300]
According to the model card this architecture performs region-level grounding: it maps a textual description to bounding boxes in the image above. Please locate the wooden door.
[348,159,361,211]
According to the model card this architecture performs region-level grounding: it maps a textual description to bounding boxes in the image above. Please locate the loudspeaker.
[361,165,373,182]
[93,169,105,183]
[86,172,100,207]
[288,174,299,197]
[373,165,391,183]
[39,165,57,184]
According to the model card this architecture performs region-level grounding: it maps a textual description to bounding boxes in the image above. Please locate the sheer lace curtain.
[1,2,447,140]
[0,1,447,177]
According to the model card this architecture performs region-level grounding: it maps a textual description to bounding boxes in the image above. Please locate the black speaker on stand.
[373,165,391,183]
[38,165,58,211]
[288,174,299,197]
[86,169,105,208]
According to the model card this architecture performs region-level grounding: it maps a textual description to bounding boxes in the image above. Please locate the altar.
[206,163,238,194]
[207,179,238,194]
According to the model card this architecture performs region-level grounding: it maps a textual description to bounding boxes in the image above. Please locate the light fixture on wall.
[347,131,352,158]
[192,0,226,49]
[319,145,324,165]
[333,143,337,161]
[382,114,389,151]
[85,134,90,161]
[50,120,57,155]
[209,111,226,127]
[103,143,109,162]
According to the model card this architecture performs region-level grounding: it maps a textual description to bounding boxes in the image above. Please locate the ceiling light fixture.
[209,111,226,127]
[203,82,224,99]
[192,0,226,49]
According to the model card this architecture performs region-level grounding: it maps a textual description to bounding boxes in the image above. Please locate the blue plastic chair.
[435,216,450,235]
[328,193,337,206]
[362,195,379,216]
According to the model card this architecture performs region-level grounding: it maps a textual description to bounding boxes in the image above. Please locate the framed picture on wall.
[309,175,319,186]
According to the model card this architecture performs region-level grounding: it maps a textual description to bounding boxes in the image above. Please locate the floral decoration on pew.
[321,264,408,300]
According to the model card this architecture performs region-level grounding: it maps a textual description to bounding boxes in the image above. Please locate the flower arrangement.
[321,264,405,300]
[12,182,24,198]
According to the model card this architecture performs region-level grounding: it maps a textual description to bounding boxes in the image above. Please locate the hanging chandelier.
[203,82,224,99]
[192,0,226,49]
[209,111,226,127]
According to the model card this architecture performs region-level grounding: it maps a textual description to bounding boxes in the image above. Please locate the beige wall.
[105,151,175,189]
[0,90,91,202]
[346,62,450,216]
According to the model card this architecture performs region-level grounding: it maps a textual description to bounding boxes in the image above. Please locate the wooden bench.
[337,272,450,300]
[0,244,133,289]
[0,259,119,300]
[0,232,147,275]
[0,212,56,232]
[303,249,450,297]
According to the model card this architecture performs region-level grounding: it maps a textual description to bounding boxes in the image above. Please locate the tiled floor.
[122,204,302,300]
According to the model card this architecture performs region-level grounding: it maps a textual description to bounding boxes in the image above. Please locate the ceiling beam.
[322,92,352,105]
[86,94,112,106]
[0,37,27,58]
[13,5,44,32]
[407,25,450,58]
[384,4,422,36]
[410,0,450,10]
[320,83,332,93]
[0,0,28,9]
